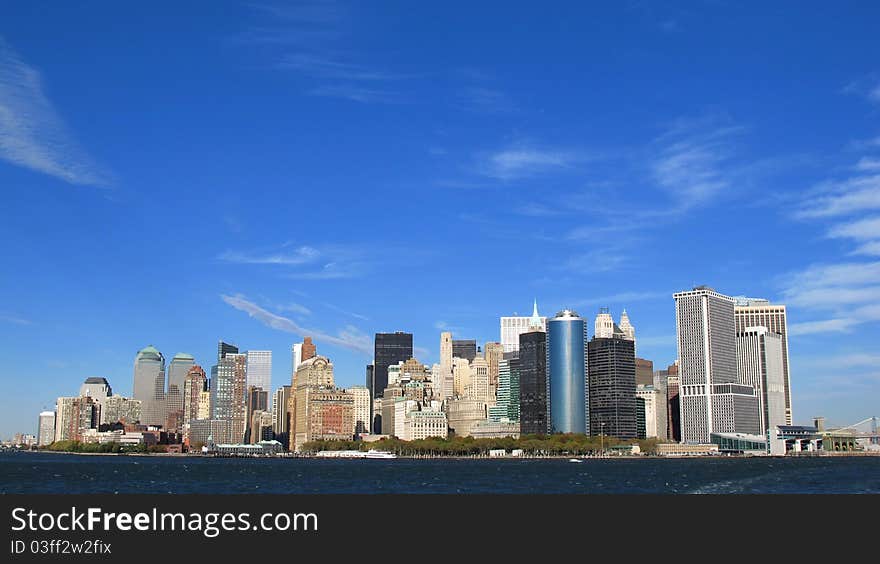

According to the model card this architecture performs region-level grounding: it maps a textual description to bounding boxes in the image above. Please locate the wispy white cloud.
[221,294,372,354]
[650,121,744,210]
[795,173,880,218]
[220,243,368,279]
[563,248,630,274]
[789,318,857,336]
[478,146,582,181]
[458,87,517,114]
[0,313,32,325]
[283,261,365,279]
[308,84,400,104]
[856,157,880,171]
[273,302,312,316]
[828,216,880,241]
[0,37,110,186]
[781,261,880,334]
[280,53,407,82]
[219,245,320,265]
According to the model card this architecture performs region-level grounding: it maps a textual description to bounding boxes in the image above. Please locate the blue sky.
[2,1,880,438]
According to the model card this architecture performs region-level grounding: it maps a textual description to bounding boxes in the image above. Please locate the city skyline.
[3,3,880,437]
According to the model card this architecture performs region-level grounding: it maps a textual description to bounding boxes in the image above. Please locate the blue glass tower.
[548,310,589,434]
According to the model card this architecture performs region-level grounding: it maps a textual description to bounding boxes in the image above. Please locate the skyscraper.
[371,332,413,399]
[518,330,548,435]
[212,352,247,443]
[439,332,453,400]
[452,339,477,362]
[548,310,589,434]
[635,358,654,386]
[167,353,195,393]
[54,396,98,442]
[301,337,316,363]
[619,310,635,343]
[736,326,787,436]
[291,343,303,381]
[38,411,55,446]
[484,341,504,391]
[218,341,239,361]
[674,287,759,443]
[132,345,166,427]
[500,300,548,353]
[734,298,793,425]
[272,385,292,447]
[489,355,520,423]
[588,332,637,439]
[183,365,207,432]
[246,350,272,391]
[79,377,112,401]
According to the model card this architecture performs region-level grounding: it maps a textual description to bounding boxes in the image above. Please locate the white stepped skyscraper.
[500,300,547,353]
[736,326,786,436]
[674,286,760,443]
[734,298,792,425]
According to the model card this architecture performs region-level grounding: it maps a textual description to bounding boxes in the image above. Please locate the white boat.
[315,449,397,459]
[364,450,397,459]
[568,458,583,463]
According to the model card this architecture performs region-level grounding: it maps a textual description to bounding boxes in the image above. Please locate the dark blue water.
[2,452,878,493]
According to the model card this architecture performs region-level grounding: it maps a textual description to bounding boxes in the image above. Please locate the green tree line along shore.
[302,434,666,456]
[42,440,167,454]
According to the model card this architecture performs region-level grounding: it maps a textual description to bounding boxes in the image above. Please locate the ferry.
[315,449,397,459]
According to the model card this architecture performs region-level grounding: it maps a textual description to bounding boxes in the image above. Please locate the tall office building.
[212,352,247,443]
[183,366,207,431]
[272,385,291,436]
[54,396,98,442]
[548,310,589,434]
[674,287,759,443]
[291,343,303,380]
[38,411,55,446]
[132,345,166,427]
[246,350,272,391]
[484,341,504,391]
[246,385,269,442]
[636,385,667,440]
[489,355,520,422]
[439,332,454,400]
[167,353,195,392]
[635,358,654,386]
[619,310,635,343]
[734,298,793,425]
[100,396,141,426]
[452,339,477,362]
[736,326,786,436]
[79,377,112,401]
[500,300,547,353]
[594,308,615,338]
[301,337,316,362]
[349,386,371,435]
[467,355,490,403]
[218,341,239,361]
[452,357,471,398]
[519,330,548,435]
[371,332,413,399]
[588,332,637,439]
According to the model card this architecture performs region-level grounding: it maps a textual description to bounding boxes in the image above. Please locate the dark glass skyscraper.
[218,340,239,362]
[451,339,477,362]
[588,335,637,440]
[371,332,413,400]
[518,330,548,435]
[548,310,588,434]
